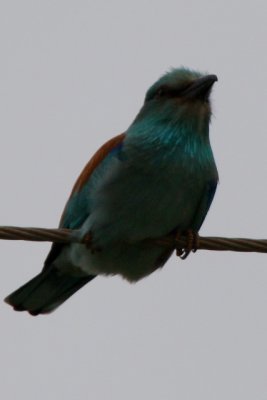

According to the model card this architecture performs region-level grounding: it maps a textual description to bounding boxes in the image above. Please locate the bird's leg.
[175,232,184,257]
[83,232,92,247]
[175,230,199,260]
[82,232,102,254]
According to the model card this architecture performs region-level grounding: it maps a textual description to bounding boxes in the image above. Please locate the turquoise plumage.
[5,68,218,315]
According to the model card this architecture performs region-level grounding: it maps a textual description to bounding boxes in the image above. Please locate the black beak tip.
[208,74,218,84]
[186,74,218,100]
[209,74,218,82]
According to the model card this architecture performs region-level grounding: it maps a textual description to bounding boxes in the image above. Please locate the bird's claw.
[175,230,199,260]
[82,232,102,254]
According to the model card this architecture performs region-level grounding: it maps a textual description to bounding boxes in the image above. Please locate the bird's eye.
[145,86,168,102]
[157,88,164,97]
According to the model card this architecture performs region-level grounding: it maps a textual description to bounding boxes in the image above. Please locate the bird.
[4,67,218,315]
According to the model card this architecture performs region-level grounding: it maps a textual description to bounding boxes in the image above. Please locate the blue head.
[132,68,217,139]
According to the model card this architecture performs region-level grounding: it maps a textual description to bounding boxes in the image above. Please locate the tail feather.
[4,267,95,315]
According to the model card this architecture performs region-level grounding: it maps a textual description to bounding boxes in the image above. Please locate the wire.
[0,226,266,254]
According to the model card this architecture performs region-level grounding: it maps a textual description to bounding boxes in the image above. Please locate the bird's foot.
[175,230,199,260]
[82,232,102,254]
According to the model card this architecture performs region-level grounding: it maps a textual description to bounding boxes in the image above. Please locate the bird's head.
[133,68,217,136]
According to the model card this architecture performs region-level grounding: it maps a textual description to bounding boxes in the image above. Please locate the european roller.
[5,68,218,315]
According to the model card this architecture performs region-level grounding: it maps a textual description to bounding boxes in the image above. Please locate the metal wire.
[0,226,267,254]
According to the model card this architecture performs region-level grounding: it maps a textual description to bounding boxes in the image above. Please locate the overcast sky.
[1,1,267,399]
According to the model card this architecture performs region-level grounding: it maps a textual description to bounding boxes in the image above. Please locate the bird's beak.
[183,74,218,100]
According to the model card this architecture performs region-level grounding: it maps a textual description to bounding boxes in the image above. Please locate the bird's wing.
[60,132,125,228]
[44,132,125,266]
[191,179,218,231]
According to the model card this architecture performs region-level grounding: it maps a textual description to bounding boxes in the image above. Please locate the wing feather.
[44,133,125,267]
[60,132,125,227]
[70,133,125,194]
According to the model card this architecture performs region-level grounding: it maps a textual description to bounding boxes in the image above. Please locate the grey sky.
[1,1,267,399]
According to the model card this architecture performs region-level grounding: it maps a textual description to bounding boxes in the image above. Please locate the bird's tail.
[4,267,95,316]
